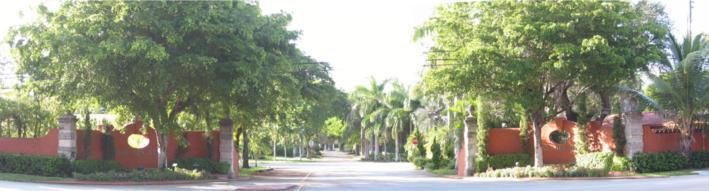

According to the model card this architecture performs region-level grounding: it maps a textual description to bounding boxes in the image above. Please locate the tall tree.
[416,0,669,166]
[7,1,306,168]
[644,33,708,156]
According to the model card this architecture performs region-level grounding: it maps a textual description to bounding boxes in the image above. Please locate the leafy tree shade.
[7,1,308,168]
[416,0,668,166]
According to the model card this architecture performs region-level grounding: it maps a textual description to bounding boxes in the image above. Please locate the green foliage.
[417,0,669,167]
[74,168,209,181]
[517,105,530,153]
[487,153,532,170]
[171,158,225,173]
[72,160,124,174]
[430,138,443,169]
[475,99,489,167]
[323,117,346,139]
[0,97,57,138]
[475,157,488,173]
[574,94,591,155]
[101,123,115,160]
[631,152,688,173]
[576,152,614,174]
[688,152,709,169]
[412,157,427,169]
[476,166,607,178]
[612,115,626,156]
[0,154,71,177]
[80,111,92,160]
[611,156,630,171]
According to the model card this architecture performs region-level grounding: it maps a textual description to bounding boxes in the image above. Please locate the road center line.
[296,171,313,191]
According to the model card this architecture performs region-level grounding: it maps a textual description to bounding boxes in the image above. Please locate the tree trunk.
[273,138,277,160]
[283,136,288,160]
[242,129,250,168]
[599,91,612,121]
[531,111,545,167]
[679,120,694,156]
[395,134,400,162]
[156,131,169,169]
[360,128,365,156]
[374,135,379,160]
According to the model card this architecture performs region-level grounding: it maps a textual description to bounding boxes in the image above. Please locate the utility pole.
[688,0,694,37]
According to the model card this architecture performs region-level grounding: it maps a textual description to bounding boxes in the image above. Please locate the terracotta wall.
[539,118,576,164]
[76,130,105,160]
[487,128,525,154]
[75,121,221,168]
[642,126,709,153]
[0,129,58,157]
[587,121,616,153]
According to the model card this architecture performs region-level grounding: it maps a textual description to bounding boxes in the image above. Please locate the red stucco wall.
[642,126,709,153]
[487,128,525,155]
[0,129,58,157]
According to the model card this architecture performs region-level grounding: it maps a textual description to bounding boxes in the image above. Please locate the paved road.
[262,151,709,191]
[1,151,708,191]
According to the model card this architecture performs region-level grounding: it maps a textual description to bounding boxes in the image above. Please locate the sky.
[0,0,707,92]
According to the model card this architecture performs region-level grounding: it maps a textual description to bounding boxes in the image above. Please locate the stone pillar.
[458,115,477,176]
[219,119,238,178]
[57,114,78,161]
[622,96,644,158]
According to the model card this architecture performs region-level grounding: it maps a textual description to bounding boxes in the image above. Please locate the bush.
[487,153,531,170]
[74,167,209,181]
[689,151,709,169]
[631,152,687,173]
[172,158,227,174]
[475,166,607,178]
[73,160,124,174]
[576,152,613,174]
[0,154,72,177]
[611,156,630,171]
[475,157,489,172]
[430,138,442,168]
[412,157,427,169]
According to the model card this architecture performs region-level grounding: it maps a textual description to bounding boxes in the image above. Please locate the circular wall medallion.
[549,130,570,144]
[128,134,150,149]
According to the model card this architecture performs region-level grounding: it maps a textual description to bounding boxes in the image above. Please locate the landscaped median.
[0,153,271,184]
[461,151,709,179]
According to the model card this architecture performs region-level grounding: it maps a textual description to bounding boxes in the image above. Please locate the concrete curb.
[459,175,672,181]
[235,184,297,191]
[33,177,253,185]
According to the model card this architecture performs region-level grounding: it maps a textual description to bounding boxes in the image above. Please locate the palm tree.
[349,77,389,159]
[384,82,410,161]
[643,33,708,156]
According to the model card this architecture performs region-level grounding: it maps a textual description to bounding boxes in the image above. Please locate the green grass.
[238,166,272,177]
[633,169,699,177]
[427,168,455,176]
[0,172,68,182]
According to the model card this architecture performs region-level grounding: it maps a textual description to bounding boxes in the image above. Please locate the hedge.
[73,160,124,174]
[0,153,72,177]
[74,168,209,181]
[631,152,687,173]
[172,158,229,174]
[487,153,531,170]
[576,152,613,174]
[689,151,709,169]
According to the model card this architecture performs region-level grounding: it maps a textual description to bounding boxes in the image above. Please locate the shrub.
[74,167,209,181]
[213,162,230,174]
[475,166,607,178]
[172,158,225,173]
[612,114,626,156]
[412,157,427,169]
[631,152,687,173]
[73,160,124,174]
[487,153,531,169]
[474,157,489,172]
[0,154,71,177]
[430,138,442,168]
[689,151,709,169]
[611,156,630,171]
[576,152,613,174]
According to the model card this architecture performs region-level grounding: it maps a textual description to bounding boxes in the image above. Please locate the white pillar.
[57,114,77,161]
[219,119,237,178]
[622,96,644,158]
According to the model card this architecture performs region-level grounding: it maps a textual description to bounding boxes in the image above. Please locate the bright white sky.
[0,0,707,92]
